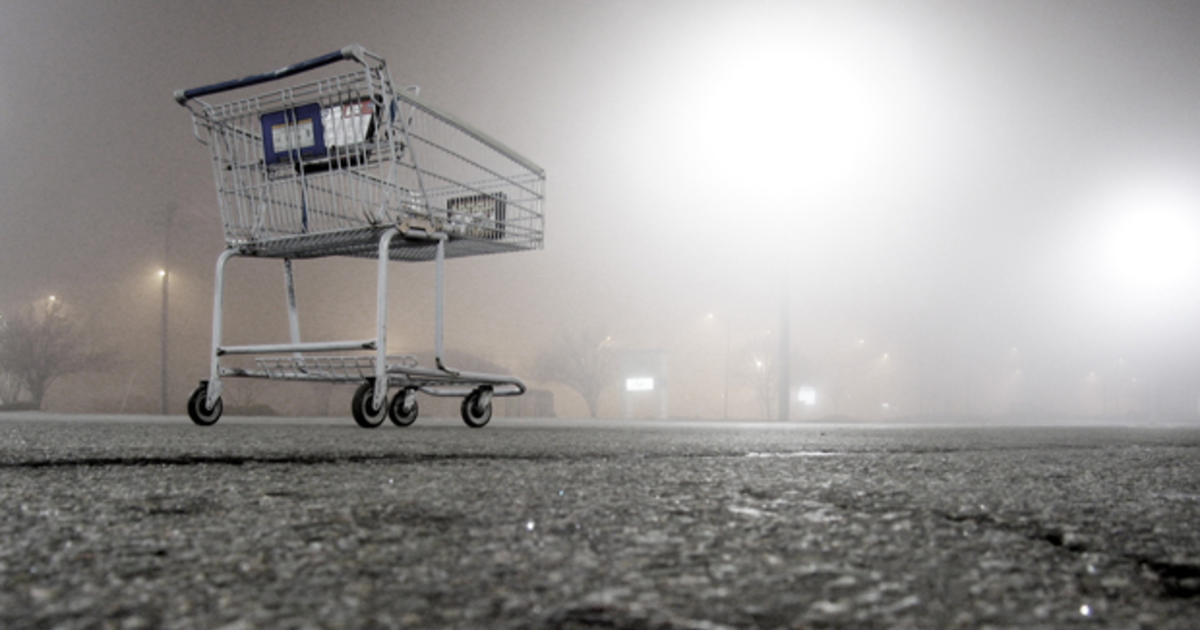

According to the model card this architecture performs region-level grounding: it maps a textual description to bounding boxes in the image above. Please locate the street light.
[703,312,731,420]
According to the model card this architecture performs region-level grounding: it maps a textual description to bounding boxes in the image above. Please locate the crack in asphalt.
[0,444,880,469]
[0,449,808,469]
[3,443,1155,470]
[0,452,563,469]
[1135,559,1200,598]
[935,509,1200,599]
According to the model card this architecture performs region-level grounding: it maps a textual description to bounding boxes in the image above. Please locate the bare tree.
[748,355,777,420]
[534,327,615,418]
[734,336,778,420]
[0,371,21,406]
[0,299,111,409]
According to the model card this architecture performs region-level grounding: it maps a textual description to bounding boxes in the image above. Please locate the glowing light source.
[797,385,817,406]
[157,268,167,278]
[1105,210,1198,288]
[1097,176,1200,298]
[627,1,931,258]
[678,22,900,207]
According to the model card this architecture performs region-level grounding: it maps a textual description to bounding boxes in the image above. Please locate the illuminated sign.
[625,377,655,392]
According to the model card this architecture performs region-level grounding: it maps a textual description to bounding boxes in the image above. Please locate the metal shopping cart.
[174,45,544,428]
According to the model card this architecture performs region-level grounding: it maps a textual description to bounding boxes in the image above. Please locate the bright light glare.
[1099,179,1200,296]
[1103,210,1199,290]
[797,385,817,406]
[157,269,167,278]
[638,5,927,220]
[689,37,884,206]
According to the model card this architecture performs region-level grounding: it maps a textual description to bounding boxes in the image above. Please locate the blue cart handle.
[175,44,371,105]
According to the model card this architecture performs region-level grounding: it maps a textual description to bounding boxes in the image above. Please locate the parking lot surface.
[2,415,1199,628]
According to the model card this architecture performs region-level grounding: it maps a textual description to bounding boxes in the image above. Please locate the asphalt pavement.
[2,413,1199,629]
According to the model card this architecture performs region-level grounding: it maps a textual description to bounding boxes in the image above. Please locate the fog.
[2,0,1198,419]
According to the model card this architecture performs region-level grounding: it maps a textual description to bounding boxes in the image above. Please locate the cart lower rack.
[175,45,544,427]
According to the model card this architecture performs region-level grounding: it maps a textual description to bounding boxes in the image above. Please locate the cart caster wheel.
[461,388,493,428]
[351,380,387,428]
[389,389,419,427]
[187,383,223,426]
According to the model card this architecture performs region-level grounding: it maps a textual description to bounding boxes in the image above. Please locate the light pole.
[777,274,790,422]
[159,203,176,416]
[722,326,730,420]
[158,268,168,415]
[705,313,732,420]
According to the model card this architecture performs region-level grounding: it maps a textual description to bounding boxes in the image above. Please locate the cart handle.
[174,44,374,105]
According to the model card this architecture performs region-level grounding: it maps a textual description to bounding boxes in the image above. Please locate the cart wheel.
[389,389,419,427]
[460,388,493,428]
[351,380,387,428]
[187,383,223,426]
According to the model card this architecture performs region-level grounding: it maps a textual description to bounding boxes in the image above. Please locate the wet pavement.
[2,414,1199,628]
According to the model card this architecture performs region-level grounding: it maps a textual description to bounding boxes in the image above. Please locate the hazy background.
[2,0,1198,419]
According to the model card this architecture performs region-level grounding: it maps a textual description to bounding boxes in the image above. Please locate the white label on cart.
[272,120,316,153]
[323,100,373,148]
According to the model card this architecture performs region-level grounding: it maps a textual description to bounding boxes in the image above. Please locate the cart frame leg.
[435,237,447,371]
[283,258,302,360]
[373,228,399,408]
[207,248,239,407]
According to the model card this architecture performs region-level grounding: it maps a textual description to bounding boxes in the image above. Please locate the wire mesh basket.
[181,45,544,261]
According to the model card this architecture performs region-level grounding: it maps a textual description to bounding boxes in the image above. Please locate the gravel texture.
[1,416,1199,628]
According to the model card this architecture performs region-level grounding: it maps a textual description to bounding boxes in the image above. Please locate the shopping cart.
[174,44,544,428]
